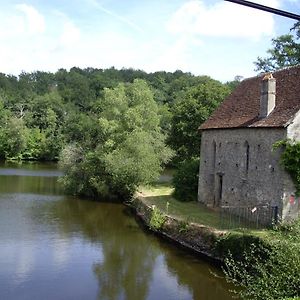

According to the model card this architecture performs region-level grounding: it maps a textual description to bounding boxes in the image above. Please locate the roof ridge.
[200,64,300,130]
[241,64,300,83]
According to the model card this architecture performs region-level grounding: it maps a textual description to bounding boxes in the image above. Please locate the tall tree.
[255,22,300,72]
[59,79,173,199]
[168,79,230,163]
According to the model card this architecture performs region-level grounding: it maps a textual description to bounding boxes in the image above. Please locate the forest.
[0,67,234,199]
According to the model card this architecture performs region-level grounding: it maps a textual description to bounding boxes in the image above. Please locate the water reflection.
[0,163,235,300]
[46,197,235,300]
[44,198,157,300]
[0,176,62,195]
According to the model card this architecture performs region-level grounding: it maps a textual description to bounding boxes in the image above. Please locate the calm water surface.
[0,162,235,300]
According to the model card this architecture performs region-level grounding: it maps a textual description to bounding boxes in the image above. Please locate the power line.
[224,0,300,21]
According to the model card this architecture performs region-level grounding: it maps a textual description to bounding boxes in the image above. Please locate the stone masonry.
[198,66,300,223]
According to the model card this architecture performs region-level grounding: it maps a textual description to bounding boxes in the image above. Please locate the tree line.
[0,67,235,198]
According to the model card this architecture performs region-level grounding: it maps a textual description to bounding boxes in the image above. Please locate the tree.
[172,158,199,202]
[255,22,300,72]
[55,68,95,110]
[1,117,27,159]
[59,79,173,199]
[168,79,230,163]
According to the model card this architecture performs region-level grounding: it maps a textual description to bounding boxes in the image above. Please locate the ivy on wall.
[273,139,300,196]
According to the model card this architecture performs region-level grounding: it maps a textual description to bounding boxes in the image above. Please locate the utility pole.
[224,0,300,21]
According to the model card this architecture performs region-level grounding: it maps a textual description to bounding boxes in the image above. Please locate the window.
[245,141,250,173]
[218,174,223,201]
[212,141,216,170]
[215,174,223,207]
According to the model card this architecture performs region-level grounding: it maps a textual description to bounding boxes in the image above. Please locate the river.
[0,162,235,300]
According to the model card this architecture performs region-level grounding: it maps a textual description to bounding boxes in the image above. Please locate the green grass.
[139,182,227,229]
[139,182,174,196]
[139,170,274,233]
[139,181,271,233]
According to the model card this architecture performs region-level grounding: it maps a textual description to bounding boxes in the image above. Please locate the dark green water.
[0,162,235,300]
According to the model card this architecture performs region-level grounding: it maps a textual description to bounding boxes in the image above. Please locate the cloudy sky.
[0,0,299,81]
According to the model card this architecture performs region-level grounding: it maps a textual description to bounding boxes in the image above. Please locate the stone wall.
[287,111,300,141]
[198,127,296,221]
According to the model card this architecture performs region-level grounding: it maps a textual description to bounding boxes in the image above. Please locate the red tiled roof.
[200,65,300,130]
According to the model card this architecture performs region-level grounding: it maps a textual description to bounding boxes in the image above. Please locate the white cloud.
[0,5,85,75]
[16,3,45,35]
[0,0,289,82]
[166,0,279,40]
[59,20,81,47]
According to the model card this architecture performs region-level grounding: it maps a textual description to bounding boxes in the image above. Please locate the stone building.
[198,65,300,223]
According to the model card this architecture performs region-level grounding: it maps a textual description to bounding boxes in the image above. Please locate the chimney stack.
[259,73,276,118]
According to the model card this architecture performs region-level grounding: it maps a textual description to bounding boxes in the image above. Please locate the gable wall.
[287,111,300,141]
[283,113,300,220]
[198,128,291,217]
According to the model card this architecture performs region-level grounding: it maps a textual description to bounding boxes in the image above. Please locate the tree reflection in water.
[0,163,235,300]
[40,196,235,300]
[46,197,157,300]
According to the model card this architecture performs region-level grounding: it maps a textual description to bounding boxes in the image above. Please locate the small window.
[218,174,223,204]
[212,141,216,169]
[245,141,250,173]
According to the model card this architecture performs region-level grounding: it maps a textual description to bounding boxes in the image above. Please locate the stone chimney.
[259,73,276,118]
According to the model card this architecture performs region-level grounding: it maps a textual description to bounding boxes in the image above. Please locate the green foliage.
[168,79,230,163]
[59,80,173,199]
[1,117,27,159]
[255,22,300,72]
[224,220,300,299]
[0,67,231,165]
[273,139,300,196]
[149,205,166,230]
[172,158,200,202]
[22,128,46,160]
[224,239,300,300]
[215,232,267,260]
[178,220,189,233]
[271,217,300,243]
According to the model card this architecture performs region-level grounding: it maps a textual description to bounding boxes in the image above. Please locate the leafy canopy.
[273,139,300,196]
[255,22,300,72]
[168,78,231,163]
[59,79,173,199]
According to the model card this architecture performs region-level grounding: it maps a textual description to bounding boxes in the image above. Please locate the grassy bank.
[136,179,300,300]
[139,182,268,234]
[139,182,222,229]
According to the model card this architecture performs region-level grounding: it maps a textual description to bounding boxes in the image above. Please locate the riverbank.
[130,193,225,263]
[128,183,266,264]
[129,182,300,299]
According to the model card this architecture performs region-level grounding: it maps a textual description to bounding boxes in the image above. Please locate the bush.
[224,221,300,300]
[172,158,199,201]
[273,139,300,195]
[214,232,268,261]
[149,205,166,230]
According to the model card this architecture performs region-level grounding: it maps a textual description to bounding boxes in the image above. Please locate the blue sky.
[0,0,299,81]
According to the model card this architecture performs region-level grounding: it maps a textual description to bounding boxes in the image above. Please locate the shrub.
[273,139,300,196]
[149,205,166,230]
[224,221,300,300]
[172,158,199,201]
